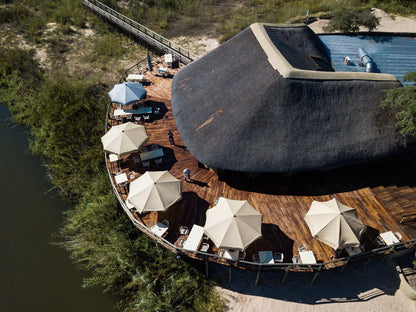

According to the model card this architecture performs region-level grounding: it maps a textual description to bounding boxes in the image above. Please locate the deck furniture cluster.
[102,55,416,279]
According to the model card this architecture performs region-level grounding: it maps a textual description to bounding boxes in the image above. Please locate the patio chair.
[161,219,169,228]
[298,244,307,252]
[200,243,209,252]
[238,251,246,261]
[143,115,150,122]
[179,226,189,235]
[252,254,260,263]
[153,107,160,116]
[134,116,142,123]
[375,236,386,247]
[126,115,132,121]
[292,255,301,264]
[154,157,163,167]
[178,239,185,247]
[274,252,284,263]
[395,232,403,240]
[142,160,151,170]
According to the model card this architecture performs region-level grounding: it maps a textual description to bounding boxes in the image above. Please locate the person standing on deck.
[168,130,175,145]
[183,168,191,183]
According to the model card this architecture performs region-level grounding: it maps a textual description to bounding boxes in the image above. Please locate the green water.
[0,104,116,312]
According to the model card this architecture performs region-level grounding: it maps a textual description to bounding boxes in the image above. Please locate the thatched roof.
[171,24,406,173]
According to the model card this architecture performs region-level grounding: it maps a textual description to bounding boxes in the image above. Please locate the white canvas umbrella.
[127,171,182,213]
[204,197,262,251]
[304,198,367,250]
[101,122,148,157]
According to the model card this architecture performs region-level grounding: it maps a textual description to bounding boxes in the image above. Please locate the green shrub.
[323,9,380,32]
[380,71,416,137]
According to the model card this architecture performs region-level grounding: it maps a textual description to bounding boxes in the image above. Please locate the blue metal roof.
[318,34,416,85]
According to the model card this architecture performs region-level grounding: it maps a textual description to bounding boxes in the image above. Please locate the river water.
[0,105,115,312]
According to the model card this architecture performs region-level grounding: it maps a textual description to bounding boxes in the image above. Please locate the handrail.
[81,0,199,64]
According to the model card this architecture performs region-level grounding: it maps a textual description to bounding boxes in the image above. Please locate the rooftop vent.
[358,48,376,73]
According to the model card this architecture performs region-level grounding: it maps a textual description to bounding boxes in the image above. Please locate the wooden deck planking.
[106,60,416,268]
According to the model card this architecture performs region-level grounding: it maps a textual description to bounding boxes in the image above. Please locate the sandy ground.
[213,260,415,312]
[214,8,416,312]
[309,8,416,33]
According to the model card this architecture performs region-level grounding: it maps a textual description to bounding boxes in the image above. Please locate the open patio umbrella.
[304,198,367,250]
[203,197,262,251]
[101,122,148,157]
[108,82,147,105]
[127,171,182,213]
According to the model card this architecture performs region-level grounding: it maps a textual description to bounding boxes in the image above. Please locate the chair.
[395,232,403,240]
[375,236,386,247]
[116,116,122,122]
[179,226,189,235]
[134,116,142,123]
[292,255,301,264]
[143,114,150,122]
[274,252,284,263]
[155,157,163,167]
[126,115,132,121]
[178,239,185,247]
[218,249,225,257]
[200,243,209,252]
[142,160,150,170]
[238,251,246,261]
[154,107,160,116]
[161,219,169,228]
[252,254,260,263]
[298,244,307,252]
[115,168,121,174]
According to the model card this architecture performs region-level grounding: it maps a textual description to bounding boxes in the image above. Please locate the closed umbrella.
[204,197,262,250]
[127,171,182,213]
[304,198,367,250]
[101,122,148,157]
[108,82,147,105]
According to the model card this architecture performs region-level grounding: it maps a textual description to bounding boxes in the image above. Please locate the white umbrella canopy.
[127,171,182,213]
[204,197,262,251]
[101,122,148,157]
[304,198,367,250]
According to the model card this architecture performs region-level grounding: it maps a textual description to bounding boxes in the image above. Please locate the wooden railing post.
[281,266,290,285]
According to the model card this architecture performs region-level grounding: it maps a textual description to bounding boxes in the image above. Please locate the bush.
[380,71,416,137]
[323,9,380,32]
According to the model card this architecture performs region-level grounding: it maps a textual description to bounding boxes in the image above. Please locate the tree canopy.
[380,72,416,136]
[323,9,380,32]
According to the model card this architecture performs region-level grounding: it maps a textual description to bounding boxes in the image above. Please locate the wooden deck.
[106,59,416,270]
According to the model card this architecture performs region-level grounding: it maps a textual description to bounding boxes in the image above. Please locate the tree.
[380,71,416,136]
[323,9,380,33]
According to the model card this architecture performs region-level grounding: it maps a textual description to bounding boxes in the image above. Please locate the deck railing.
[81,0,199,64]
[104,60,416,275]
